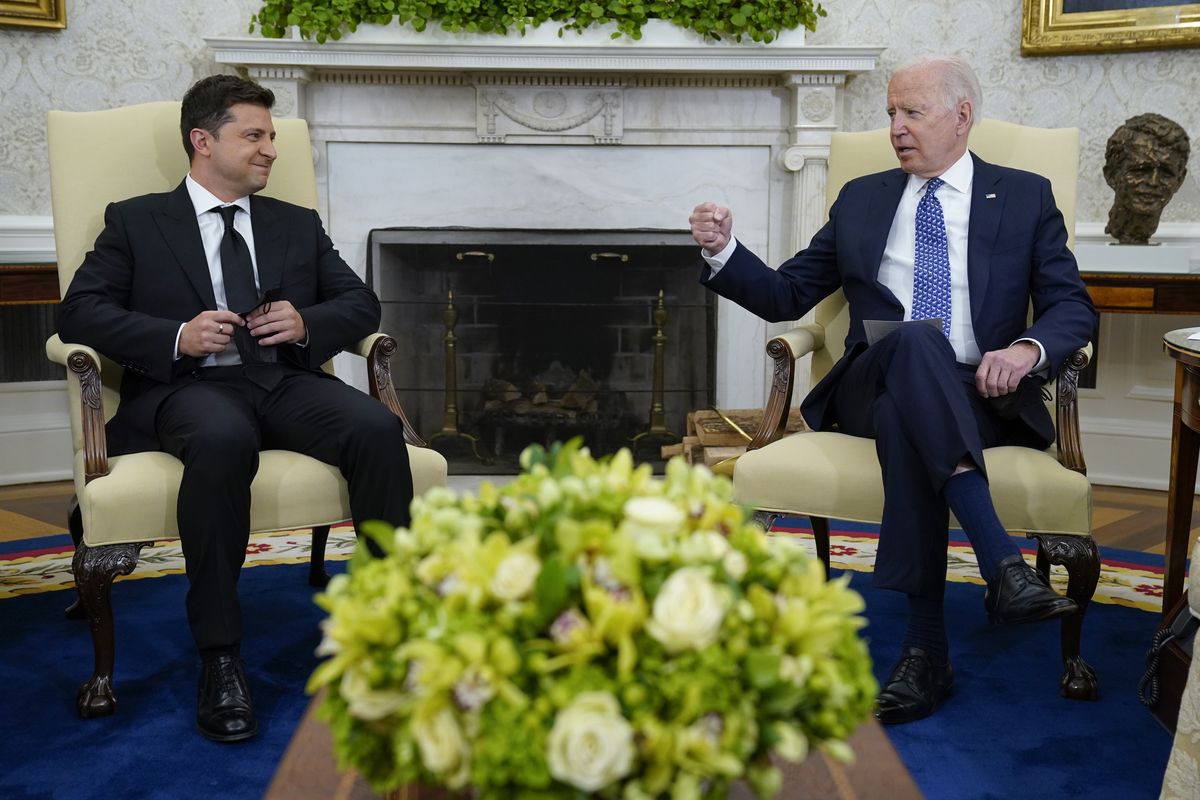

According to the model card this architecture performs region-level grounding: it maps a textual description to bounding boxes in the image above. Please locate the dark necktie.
[211,205,280,389]
[911,177,952,339]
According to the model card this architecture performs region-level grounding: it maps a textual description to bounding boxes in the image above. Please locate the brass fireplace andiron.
[630,290,680,450]
[428,289,493,465]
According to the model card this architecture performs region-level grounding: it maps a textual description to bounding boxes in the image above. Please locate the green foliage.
[250,0,825,44]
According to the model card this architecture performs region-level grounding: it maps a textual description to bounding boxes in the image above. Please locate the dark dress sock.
[942,468,1022,583]
[902,593,948,663]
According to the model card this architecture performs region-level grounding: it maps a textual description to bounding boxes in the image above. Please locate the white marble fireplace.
[208,30,882,405]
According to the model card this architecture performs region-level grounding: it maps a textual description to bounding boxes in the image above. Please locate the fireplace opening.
[368,229,714,473]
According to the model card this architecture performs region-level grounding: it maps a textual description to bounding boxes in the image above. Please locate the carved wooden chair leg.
[1033,533,1101,701]
[810,517,832,575]
[309,525,331,588]
[65,499,86,620]
[72,541,144,718]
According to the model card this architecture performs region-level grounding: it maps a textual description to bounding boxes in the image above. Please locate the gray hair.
[893,54,983,128]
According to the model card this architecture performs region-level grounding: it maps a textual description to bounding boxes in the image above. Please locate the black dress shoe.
[875,646,954,725]
[984,554,1078,625]
[197,654,257,743]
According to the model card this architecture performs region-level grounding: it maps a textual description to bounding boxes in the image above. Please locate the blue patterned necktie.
[911,177,951,338]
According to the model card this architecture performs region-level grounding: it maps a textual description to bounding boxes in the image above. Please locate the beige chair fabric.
[1160,536,1200,800]
[732,120,1091,541]
[46,101,447,547]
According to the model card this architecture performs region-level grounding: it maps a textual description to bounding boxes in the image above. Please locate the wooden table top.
[265,694,923,800]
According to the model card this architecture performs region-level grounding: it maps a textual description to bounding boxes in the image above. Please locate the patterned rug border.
[0,523,1166,611]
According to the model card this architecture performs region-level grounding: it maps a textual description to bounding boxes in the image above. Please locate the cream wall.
[2,0,1199,488]
[0,0,261,216]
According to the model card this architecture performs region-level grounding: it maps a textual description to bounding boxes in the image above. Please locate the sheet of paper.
[864,318,942,346]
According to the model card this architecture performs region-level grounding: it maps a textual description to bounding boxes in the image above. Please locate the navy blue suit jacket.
[703,153,1096,444]
[58,181,380,455]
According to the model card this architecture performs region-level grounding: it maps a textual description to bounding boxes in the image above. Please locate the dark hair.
[180,75,275,160]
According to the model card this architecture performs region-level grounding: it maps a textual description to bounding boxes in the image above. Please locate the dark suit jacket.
[57,180,381,455]
[703,153,1097,444]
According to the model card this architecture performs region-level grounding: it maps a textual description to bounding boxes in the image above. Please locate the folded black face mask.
[988,378,1050,420]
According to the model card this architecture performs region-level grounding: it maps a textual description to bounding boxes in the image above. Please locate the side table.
[1162,328,1200,614]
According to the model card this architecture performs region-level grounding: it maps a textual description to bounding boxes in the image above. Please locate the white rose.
[646,567,727,652]
[546,692,635,792]
[491,551,541,601]
[679,531,730,564]
[412,706,470,781]
[623,498,686,562]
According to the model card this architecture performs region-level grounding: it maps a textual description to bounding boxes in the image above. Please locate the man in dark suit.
[690,55,1096,723]
[57,75,414,742]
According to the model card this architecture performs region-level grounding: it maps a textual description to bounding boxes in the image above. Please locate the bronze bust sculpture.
[1103,113,1190,245]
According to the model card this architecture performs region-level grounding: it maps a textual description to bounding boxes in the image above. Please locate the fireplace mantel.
[208,33,883,408]
[207,32,880,77]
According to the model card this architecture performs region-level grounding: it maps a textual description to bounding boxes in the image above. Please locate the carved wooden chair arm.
[46,334,109,483]
[1055,343,1092,475]
[748,324,825,451]
[350,332,426,448]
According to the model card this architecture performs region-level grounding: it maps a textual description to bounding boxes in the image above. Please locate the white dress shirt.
[703,149,1046,370]
[177,175,262,367]
[878,150,979,364]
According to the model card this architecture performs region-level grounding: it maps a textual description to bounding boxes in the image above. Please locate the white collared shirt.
[177,175,262,366]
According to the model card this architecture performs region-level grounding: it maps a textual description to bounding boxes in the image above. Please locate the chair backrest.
[810,119,1080,382]
[48,101,318,297]
[47,102,320,423]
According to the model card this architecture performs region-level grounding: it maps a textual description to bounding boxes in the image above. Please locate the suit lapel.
[249,195,287,296]
[968,153,1003,323]
[862,169,907,282]
[154,181,217,309]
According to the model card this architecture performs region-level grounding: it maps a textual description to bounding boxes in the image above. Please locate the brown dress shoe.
[984,555,1078,625]
[196,654,257,743]
[875,646,954,725]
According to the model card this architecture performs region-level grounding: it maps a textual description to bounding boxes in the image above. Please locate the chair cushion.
[733,431,1091,537]
[77,445,448,547]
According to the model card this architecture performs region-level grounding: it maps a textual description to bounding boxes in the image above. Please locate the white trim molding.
[0,380,71,486]
[0,215,55,263]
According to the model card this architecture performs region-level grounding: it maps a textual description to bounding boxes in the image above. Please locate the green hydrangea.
[310,439,876,798]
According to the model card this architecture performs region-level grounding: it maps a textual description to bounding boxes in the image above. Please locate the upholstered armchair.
[725,120,1100,700]
[45,102,448,718]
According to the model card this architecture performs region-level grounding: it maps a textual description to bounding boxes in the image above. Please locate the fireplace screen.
[368,229,714,473]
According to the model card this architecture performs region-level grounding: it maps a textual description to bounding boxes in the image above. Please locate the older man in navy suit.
[690,55,1096,724]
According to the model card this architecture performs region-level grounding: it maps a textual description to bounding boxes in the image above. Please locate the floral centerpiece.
[310,441,876,798]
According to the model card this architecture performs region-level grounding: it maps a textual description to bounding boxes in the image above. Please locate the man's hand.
[245,300,306,346]
[180,310,244,357]
[975,342,1040,398]
[690,202,733,254]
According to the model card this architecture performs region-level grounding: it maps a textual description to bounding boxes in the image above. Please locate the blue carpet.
[0,554,1173,799]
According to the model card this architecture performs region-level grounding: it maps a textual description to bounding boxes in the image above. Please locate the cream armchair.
[727,120,1100,700]
[46,101,448,718]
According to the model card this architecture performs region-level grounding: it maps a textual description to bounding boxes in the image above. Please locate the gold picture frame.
[1022,0,1200,55]
[0,0,66,30]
